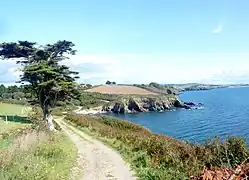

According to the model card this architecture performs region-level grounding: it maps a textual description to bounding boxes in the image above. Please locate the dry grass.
[0,123,33,148]
[0,120,31,134]
[0,130,48,166]
[86,85,157,95]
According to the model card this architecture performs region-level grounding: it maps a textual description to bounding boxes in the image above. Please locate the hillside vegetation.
[134,82,179,95]
[65,113,249,179]
[0,85,31,105]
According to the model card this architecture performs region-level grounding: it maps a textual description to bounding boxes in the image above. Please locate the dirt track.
[55,118,136,180]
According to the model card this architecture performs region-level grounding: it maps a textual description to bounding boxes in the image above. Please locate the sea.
[113,87,249,144]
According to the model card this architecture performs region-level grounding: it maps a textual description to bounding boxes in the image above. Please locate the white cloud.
[62,53,249,85]
[2,53,249,85]
[213,23,224,34]
[8,67,22,79]
[63,54,125,84]
[0,61,21,85]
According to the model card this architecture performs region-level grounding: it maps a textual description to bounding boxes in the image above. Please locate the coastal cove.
[112,86,249,144]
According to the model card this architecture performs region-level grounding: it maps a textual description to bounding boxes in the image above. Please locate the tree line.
[0,84,32,102]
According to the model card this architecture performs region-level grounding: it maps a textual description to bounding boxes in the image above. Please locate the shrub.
[1,99,28,105]
[201,136,248,168]
[56,101,67,107]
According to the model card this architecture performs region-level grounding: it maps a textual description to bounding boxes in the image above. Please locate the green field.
[0,103,31,117]
[0,120,30,134]
[0,103,32,134]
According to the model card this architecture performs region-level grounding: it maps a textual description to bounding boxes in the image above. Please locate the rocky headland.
[77,83,203,115]
[101,95,202,114]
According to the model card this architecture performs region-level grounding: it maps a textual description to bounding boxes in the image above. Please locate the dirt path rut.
[55,118,136,180]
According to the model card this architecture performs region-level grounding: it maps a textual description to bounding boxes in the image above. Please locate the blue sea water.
[113,87,249,143]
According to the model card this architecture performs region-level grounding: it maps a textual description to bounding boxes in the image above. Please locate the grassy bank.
[65,113,249,179]
[0,130,77,180]
[0,105,77,180]
[0,103,32,148]
[0,124,32,148]
[0,119,31,134]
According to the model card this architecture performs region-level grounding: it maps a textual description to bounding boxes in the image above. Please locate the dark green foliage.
[0,85,6,96]
[134,83,178,95]
[1,83,116,110]
[0,84,30,104]
[65,114,249,179]
[0,99,28,105]
[0,85,24,98]
[106,80,112,85]
[56,101,67,107]
[0,40,79,126]
[203,136,248,168]
[105,81,116,85]
[0,41,36,60]
[77,92,118,109]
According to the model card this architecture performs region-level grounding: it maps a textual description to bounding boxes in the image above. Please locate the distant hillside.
[133,82,179,95]
[85,85,157,95]
[171,83,249,92]
[172,83,226,91]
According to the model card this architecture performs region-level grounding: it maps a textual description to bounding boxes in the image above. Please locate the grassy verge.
[0,119,31,133]
[0,102,32,148]
[0,106,77,180]
[0,130,77,180]
[65,113,249,180]
[0,125,32,148]
[0,117,32,149]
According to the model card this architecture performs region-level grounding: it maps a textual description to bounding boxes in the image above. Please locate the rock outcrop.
[102,95,201,114]
[112,103,125,114]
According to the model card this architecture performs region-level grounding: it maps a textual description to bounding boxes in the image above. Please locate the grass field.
[0,103,32,134]
[0,103,31,117]
[86,85,157,95]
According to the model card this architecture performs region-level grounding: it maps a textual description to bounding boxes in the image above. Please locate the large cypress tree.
[0,40,79,130]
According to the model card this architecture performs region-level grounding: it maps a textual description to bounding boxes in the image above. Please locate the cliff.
[101,95,199,114]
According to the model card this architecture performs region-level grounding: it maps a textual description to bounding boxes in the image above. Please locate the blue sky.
[1,0,249,85]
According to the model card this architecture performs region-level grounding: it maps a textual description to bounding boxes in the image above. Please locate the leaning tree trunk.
[42,97,55,131]
[40,89,56,131]
[43,103,55,131]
